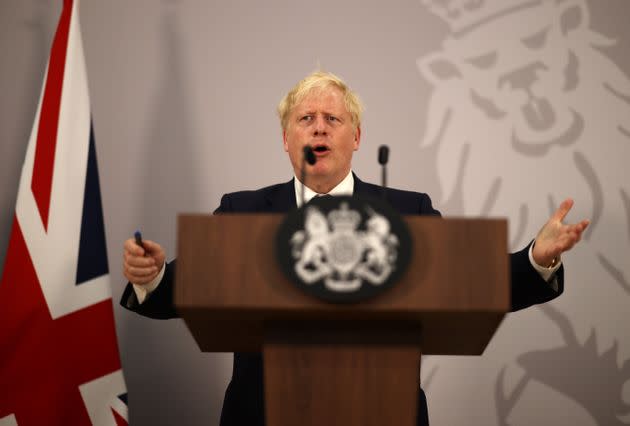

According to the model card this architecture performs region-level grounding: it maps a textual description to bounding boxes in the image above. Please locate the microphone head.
[378,145,389,165]
[303,145,317,165]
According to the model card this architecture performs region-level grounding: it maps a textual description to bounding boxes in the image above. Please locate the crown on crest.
[328,202,361,232]
[421,0,542,33]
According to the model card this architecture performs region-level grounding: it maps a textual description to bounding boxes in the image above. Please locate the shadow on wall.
[141,0,199,237]
[495,303,630,426]
[0,0,59,271]
[122,2,224,426]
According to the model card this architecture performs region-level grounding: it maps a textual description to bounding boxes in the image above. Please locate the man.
[121,71,589,425]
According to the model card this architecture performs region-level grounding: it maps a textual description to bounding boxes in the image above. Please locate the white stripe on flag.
[15,0,110,319]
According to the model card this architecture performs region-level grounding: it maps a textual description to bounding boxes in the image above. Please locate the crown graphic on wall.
[421,0,544,33]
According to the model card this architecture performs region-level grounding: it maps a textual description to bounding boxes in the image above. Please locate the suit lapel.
[265,179,297,213]
[353,173,380,198]
[266,174,376,213]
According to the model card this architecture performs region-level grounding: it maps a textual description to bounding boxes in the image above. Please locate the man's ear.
[283,129,289,152]
[417,51,462,87]
[557,0,589,36]
[354,126,361,151]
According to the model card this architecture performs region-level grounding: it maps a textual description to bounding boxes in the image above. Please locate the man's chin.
[307,163,333,176]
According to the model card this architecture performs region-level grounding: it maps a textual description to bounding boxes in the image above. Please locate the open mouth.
[312,144,331,155]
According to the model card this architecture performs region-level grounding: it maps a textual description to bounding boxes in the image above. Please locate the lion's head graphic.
[418,0,629,250]
[418,0,630,423]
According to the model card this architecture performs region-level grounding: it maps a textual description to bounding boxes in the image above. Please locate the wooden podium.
[175,214,509,426]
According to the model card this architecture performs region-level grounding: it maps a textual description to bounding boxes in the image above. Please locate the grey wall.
[1,0,629,424]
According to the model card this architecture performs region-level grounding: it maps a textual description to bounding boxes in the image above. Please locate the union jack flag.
[0,0,128,424]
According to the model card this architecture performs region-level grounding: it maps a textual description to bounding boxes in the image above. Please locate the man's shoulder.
[357,179,428,198]
[384,186,441,216]
[226,181,290,200]
[355,178,441,216]
[214,180,294,213]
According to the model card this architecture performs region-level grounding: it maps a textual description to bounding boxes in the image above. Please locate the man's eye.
[300,115,313,121]
[327,116,338,122]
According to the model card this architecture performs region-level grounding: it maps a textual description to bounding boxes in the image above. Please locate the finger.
[141,239,163,256]
[566,219,589,233]
[566,220,589,238]
[573,225,586,239]
[555,231,581,252]
[125,265,158,279]
[552,198,574,223]
[124,238,145,256]
[123,250,153,268]
[130,267,158,278]
[124,272,155,285]
[546,232,571,253]
[559,228,579,242]
[550,240,570,257]
[123,263,155,282]
[125,253,156,268]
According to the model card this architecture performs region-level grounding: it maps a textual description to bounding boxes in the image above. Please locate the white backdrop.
[1,0,629,424]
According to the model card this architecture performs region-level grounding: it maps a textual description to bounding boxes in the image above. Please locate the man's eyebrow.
[296,109,344,117]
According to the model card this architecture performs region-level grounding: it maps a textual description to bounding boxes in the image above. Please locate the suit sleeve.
[416,192,563,312]
[119,194,235,319]
[509,243,564,311]
[120,260,179,319]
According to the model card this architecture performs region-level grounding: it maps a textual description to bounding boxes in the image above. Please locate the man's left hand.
[532,198,590,267]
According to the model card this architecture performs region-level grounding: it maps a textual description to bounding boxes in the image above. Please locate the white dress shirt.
[294,170,354,207]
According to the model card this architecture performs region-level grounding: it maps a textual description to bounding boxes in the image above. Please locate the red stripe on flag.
[112,409,129,426]
[31,0,74,231]
[0,217,123,424]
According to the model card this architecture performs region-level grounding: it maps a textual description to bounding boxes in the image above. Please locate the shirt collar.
[293,171,354,208]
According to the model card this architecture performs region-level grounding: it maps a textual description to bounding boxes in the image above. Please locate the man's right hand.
[123,238,166,285]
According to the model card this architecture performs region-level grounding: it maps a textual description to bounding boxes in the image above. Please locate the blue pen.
[134,230,144,250]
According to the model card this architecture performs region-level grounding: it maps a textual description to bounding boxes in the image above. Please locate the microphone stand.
[301,146,316,206]
[378,145,389,200]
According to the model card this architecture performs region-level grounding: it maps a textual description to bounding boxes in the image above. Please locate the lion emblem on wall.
[417,0,630,424]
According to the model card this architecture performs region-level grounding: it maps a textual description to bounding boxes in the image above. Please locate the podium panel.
[175,214,509,425]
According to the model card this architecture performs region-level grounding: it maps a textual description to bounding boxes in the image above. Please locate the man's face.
[283,87,361,188]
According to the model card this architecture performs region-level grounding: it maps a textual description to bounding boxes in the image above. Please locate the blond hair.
[277,71,363,131]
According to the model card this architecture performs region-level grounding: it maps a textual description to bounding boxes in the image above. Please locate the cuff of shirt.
[528,241,562,291]
[132,262,166,304]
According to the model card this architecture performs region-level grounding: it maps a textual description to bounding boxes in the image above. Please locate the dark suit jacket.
[121,175,563,426]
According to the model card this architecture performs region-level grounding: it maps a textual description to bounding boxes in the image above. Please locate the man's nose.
[313,115,328,136]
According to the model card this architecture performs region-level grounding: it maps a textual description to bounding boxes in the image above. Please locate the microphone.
[378,145,389,199]
[305,145,317,166]
[301,145,317,206]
